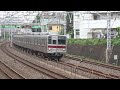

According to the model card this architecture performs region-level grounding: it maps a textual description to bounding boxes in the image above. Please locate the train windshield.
[48,36,57,44]
[58,36,66,45]
[48,36,66,45]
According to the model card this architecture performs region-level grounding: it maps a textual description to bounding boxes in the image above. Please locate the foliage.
[68,38,120,46]
[116,27,120,38]
[112,38,120,45]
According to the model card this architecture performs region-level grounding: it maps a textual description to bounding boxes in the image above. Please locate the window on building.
[37,28,41,32]
[49,26,52,30]
[93,14,99,20]
[76,32,79,35]
[76,29,79,31]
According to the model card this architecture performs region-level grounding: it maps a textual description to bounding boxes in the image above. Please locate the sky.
[0,11,119,24]
[0,11,66,24]
[0,11,39,23]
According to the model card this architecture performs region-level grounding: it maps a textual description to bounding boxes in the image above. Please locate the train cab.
[47,35,67,60]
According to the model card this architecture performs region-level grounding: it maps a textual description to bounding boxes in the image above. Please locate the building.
[32,11,66,35]
[73,11,120,39]
[47,19,64,34]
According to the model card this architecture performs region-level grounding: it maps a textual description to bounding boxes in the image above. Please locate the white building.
[73,11,120,39]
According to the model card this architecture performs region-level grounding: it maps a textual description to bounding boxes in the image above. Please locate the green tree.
[116,27,120,38]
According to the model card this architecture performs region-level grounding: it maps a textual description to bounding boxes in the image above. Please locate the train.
[12,33,67,61]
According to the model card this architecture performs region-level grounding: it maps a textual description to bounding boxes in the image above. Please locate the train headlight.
[63,49,65,51]
[49,48,51,51]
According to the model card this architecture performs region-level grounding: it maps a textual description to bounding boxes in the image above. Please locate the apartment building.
[73,11,120,39]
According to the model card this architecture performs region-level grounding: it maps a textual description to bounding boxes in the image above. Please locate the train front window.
[58,36,66,45]
[53,40,56,44]
[58,40,66,44]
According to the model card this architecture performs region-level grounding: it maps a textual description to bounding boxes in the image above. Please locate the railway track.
[10,42,120,79]
[0,60,26,79]
[1,42,69,79]
[65,55,120,71]
[58,61,120,79]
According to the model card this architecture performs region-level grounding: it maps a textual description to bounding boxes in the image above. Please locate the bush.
[68,38,120,46]
[68,38,108,45]
[112,38,120,45]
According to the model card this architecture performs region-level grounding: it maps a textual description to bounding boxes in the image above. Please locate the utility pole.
[106,11,111,63]
[41,12,44,33]
[64,12,66,35]
[3,18,5,40]
[4,26,5,40]
[10,18,13,47]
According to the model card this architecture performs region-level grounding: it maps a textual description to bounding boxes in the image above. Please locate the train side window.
[35,38,37,45]
[42,39,44,45]
[24,38,25,43]
[38,38,39,45]
[28,38,29,44]
[26,38,27,43]
[37,38,38,45]
[36,38,38,45]
[22,38,23,42]
[39,39,41,45]
[25,38,26,43]
[27,38,28,43]
[32,38,34,44]
[29,38,30,44]
[34,38,35,44]
[28,38,30,44]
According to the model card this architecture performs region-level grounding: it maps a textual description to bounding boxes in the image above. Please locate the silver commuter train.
[12,34,67,61]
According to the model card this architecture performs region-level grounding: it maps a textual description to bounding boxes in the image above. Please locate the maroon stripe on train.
[48,46,66,48]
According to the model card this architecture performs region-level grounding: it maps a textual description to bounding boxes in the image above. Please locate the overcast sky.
[0,11,66,24]
[0,11,39,23]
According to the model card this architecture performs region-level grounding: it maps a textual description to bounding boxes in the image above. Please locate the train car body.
[12,34,67,61]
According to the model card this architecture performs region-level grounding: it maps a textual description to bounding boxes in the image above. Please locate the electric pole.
[106,11,111,63]
[64,12,66,35]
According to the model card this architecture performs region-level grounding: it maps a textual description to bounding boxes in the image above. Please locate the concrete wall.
[67,44,106,61]
[67,44,120,65]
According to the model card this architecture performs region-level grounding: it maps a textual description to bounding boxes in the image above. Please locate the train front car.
[47,35,67,61]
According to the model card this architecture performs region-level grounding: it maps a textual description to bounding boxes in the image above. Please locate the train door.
[50,36,58,53]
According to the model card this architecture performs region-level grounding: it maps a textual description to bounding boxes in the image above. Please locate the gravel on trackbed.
[5,42,120,79]
[62,58,120,77]
[0,44,52,79]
